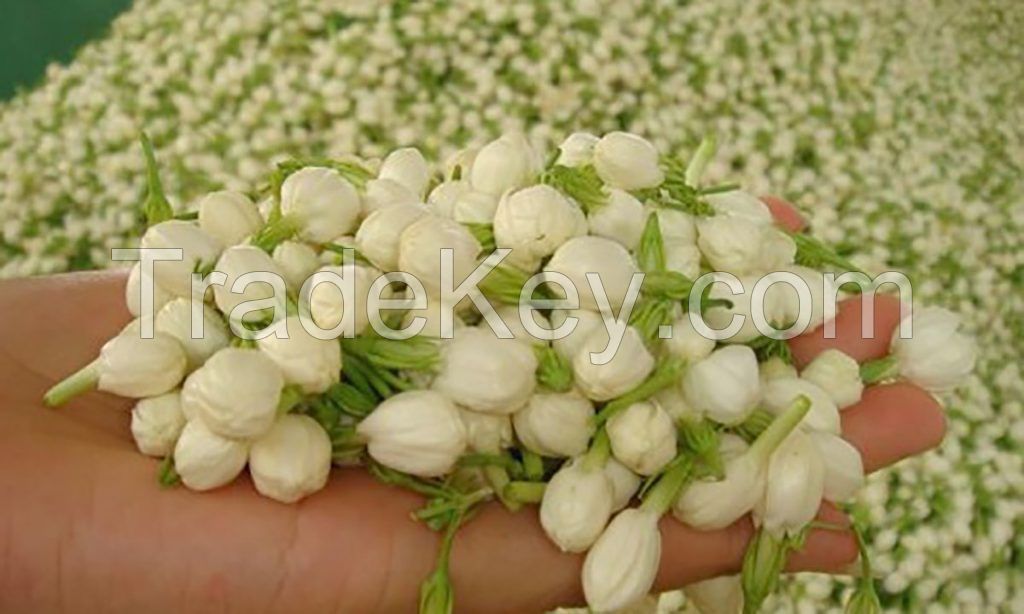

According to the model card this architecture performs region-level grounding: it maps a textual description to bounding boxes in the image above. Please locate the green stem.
[43,359,100,407]
[418,509,462,614]
[521,450,545,481]
[641,457,693,515]
[595,357,687,424]
[860,355,899,385]
[581,428,612,472]
[684,134,717,187]
[250,215,298,253]
[277,384,305,414]
[483,466,520,512]
[504,481,547,504]
[747,395,811,463]
[732,408,776,443]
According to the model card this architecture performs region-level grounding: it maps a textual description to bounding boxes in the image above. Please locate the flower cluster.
[43,129,977,613]
[4,0,1022,611]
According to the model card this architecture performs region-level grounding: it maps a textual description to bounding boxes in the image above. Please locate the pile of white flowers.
[44,130,977,613]
[3,0,1021,610]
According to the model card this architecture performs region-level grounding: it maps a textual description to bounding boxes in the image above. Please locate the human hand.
[0,200,945,613]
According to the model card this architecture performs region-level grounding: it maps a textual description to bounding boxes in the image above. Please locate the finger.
[840,382,946,473]
[654,503,856,591]
[789,293,904,368]
[0,271,132,380]
[762,195,806,232]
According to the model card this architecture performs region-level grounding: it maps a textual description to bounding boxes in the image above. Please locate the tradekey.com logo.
[115,246,914,366]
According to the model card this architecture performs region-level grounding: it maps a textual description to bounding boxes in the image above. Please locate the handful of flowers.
[44,130,975,613]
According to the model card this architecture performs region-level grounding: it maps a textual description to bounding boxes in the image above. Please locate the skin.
[0,199,945,613]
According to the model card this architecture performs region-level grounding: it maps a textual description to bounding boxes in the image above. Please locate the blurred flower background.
[0,0,1021,610]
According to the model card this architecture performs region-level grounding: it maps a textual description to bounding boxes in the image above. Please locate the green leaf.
[478,263,549,306]
[139,132,174,226]
[747,334,794,364]
[534,345,574,392]
[637,212,666,273]
[540,164,607,214]
[463,223,496,254]
[342,335,441,372]
[790,230,868,277]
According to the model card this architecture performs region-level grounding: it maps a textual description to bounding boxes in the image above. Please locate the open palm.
[0,206,945,613]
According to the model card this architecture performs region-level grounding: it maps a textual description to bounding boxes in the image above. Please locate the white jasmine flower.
[356,389,467,477]
[769,266,839,334]
[606,401,678,475]
[762,377,841,434]
[272,241,320,292]
[378,147,431,198]
[653,208,697,246]
[432,327,537,414]
[889,306,976,393]
[573,325,655,402]
[355,202,427,271]
[754,430,825,537]
[173,418,249,492]
[704,190,773,226]
[557,131,599,167]
[280,167,361,242]
[587,188,646,250]
[544,235,639,312]
[426,179,471,218]
[801,349,864,409]
[458,407,513,453]
[664,243,702,279]
[759,356,798,384]
[696,215,764,275]
[140,220,222,298]
[154,297,230,371]
[808,431,865,503]
[443,146,480,179]
[592,131,664,190]
[759,227,797,271]
[212,245,287,321]
[513,392,595,457]
[603,458,642,512]
[402,298,465,339]
[452,189,499,224]
[257,315,341,394]
[181,347,283,439]
[249,414,332,503]
[398,214,482,294]
[550,308,606,360]
[488,304,551,347]
[307,263,388,336]
[470,133,540,196]
[540,458,615,552]
[130,390,186,457]
[663,314,716,363]
[197,190,263,246]
[683,345,760,425]
[493,184,586,271]
[582,507,662,612]
[362,177,420,215]
[674,394,811,529]
[125,261,172,318]
[98,331,188,398]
